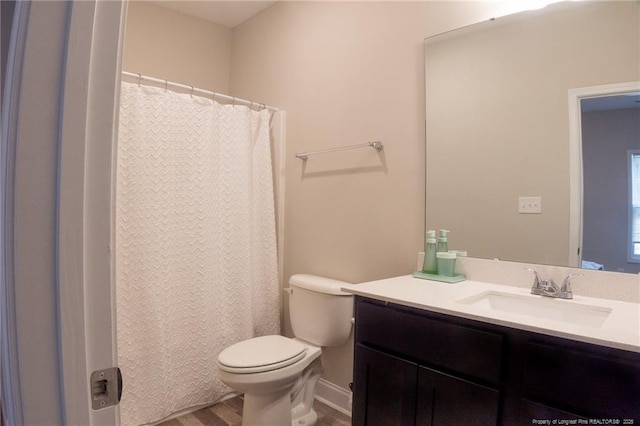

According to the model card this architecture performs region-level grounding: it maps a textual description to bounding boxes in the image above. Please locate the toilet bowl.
[216,275,353,426]
[217,336,322,426]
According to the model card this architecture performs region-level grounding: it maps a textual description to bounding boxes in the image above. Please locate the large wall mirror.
[425,1,640,273]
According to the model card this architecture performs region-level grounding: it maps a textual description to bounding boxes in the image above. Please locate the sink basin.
[456,291,612,327]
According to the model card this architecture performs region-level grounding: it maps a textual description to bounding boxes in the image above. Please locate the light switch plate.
[519,196,542,214]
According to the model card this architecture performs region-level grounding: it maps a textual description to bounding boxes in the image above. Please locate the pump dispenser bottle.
[422,230,437,274]
[437,229,450,253]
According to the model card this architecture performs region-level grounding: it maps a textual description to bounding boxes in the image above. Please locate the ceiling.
[151,1,277,28]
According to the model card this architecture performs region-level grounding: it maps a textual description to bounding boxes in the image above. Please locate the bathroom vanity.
[344,276,640,425]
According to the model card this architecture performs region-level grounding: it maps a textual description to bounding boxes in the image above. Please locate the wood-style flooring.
[156,395,351,426]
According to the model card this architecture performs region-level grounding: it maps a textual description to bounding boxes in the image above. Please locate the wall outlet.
[518,196,542,214]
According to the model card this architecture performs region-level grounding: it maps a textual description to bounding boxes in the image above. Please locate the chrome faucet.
[559,273,583,300]
[526,269,581,300]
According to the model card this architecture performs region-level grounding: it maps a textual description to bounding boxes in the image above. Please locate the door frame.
[1,1,126,424]
[567,81,640,268]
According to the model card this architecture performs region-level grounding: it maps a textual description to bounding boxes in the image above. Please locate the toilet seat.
[217,335,307,374]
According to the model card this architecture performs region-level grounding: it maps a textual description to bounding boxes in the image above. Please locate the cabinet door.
[416,366,500,426]
[522,340,640,420]
[353,344,417,426]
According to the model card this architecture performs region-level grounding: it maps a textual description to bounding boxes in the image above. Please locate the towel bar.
[295,141,383,161]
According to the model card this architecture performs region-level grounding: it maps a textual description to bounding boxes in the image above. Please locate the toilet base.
[241,393,320,426]
[242,389,291,426]
[290,356,322,426]
[291,408,317,426]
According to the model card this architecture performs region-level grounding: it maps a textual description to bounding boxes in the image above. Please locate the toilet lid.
[217,335,307,374]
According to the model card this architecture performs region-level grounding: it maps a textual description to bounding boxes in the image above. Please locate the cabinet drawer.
[522,340,640,419]
[355,298,504,384]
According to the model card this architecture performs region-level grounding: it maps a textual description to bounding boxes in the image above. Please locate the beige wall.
[123,1,232,93]
[230,1,527,389]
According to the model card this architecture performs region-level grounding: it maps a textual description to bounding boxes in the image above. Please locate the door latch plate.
[90,367,122,410]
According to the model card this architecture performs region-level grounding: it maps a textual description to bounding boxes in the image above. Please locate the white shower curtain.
[116,82,280,426]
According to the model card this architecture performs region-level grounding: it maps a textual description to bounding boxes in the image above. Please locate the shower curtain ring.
[190,86,194,98]
[164,80,168,92]
[212,92,217,102]
[137,73,142,86]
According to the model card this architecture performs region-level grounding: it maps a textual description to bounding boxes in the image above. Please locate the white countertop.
[342,275,640,353]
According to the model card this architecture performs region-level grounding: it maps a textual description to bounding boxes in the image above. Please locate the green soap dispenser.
[437,229,450,253]
[422,230,437,274]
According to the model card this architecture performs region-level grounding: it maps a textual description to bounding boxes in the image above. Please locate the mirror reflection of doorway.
[580,91,640,273]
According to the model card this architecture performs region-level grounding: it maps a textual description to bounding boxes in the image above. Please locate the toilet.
[216,274,354,426]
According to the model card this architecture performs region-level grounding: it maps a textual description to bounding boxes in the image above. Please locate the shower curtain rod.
[121,71,280,112]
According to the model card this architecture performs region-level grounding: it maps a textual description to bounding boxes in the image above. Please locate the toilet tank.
[288,274,354,347]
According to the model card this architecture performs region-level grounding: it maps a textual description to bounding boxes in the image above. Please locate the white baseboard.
[314,379,352,417]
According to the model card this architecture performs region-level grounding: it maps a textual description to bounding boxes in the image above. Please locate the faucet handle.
[525,268,543,292]
[525,268,541,283]
[560,273,582,299]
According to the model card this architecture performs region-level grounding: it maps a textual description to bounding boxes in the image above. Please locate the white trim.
[567,81,640,269]
[314,379,352,417]
[1,2,30,424]
[627,150,640,264]
[58,1,126,424]
[567,87,584,268]
[3,2,71,423]
[57,0,93,421]
[80,1,126,424]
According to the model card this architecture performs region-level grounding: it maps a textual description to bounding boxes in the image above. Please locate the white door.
[1,1,125,424]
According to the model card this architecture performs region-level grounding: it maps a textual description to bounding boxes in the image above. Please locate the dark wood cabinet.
[353,344,417,426]
[416,366,500,426]
[352,344,500,426]
[352,296,640,426]
[518,399,587,423]
[521,339,640,419]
